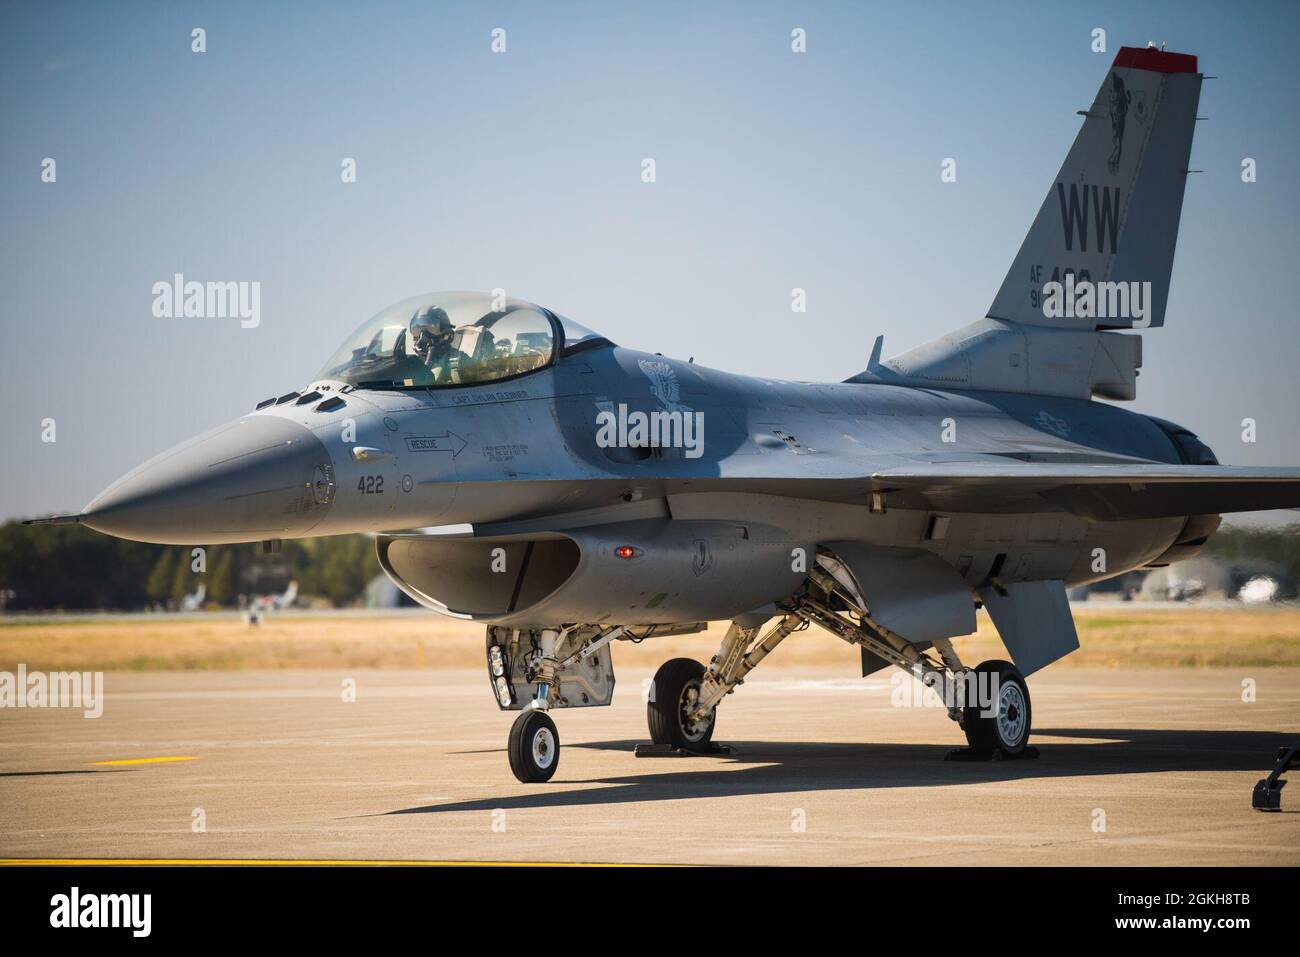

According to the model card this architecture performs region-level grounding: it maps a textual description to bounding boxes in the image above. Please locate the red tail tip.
[1112,46,1198,74]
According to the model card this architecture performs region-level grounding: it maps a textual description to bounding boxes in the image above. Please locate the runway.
[2,665,1298,866]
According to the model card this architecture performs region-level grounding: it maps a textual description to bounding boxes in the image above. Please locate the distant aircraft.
[1238,576,1281,605]
[250,580,298,613]
[1141,555,1293,603]
[243,580,299,624]
[28,46,1300,782]
[179,583,206,613]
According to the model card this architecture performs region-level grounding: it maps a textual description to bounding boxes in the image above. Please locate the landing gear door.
[486,627,616,711]
[976,579,1079,676]
[823,542,977,643]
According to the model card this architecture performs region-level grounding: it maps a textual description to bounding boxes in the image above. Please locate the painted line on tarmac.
[0,858,671,868]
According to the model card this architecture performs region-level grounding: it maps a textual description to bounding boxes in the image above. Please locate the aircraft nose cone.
[82,416,335,544]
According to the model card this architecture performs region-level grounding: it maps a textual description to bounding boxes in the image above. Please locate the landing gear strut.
[641,614,805,756]
[792,558,1037,759]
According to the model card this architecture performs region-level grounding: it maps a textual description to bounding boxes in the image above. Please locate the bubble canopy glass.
[316,292,608,391]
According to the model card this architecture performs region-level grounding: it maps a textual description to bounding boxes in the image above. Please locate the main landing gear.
[639,558,1036,763]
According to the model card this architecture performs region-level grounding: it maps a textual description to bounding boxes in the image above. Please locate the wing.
[869,463,1300,519]
[395,464,1300,537]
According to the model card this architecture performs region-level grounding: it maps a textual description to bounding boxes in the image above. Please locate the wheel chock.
[634,742,737,758]
[944,745,1040,762]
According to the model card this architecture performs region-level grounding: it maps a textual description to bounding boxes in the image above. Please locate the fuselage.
[79,340,1205,594]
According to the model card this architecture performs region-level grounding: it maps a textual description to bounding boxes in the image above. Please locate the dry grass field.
[2,604,1299,672]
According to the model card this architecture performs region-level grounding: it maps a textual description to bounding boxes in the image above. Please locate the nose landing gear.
[489,624,619,783]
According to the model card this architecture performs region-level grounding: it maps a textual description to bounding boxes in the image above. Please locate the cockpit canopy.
[315,291,608,390]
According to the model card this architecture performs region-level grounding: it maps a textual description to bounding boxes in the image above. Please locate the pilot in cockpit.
[409,306,469,384]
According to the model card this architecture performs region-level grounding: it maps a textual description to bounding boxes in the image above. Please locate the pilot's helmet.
[409,306,454,353]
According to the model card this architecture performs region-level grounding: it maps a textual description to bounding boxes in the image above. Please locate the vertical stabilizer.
[987,46,1202,330]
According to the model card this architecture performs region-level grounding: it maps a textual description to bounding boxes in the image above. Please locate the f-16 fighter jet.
[30,46,1300,781]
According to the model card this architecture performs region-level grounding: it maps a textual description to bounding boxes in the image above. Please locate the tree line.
[0,521,378,610]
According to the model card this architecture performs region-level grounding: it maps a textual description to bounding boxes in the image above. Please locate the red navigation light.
[615,546,636,559]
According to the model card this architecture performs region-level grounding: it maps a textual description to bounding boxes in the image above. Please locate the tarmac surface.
[2,665,1298,865]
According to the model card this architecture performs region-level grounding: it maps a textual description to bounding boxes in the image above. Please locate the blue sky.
[2,0,1298,523]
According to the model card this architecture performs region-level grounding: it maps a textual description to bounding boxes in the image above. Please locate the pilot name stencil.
[452,389,530,405]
